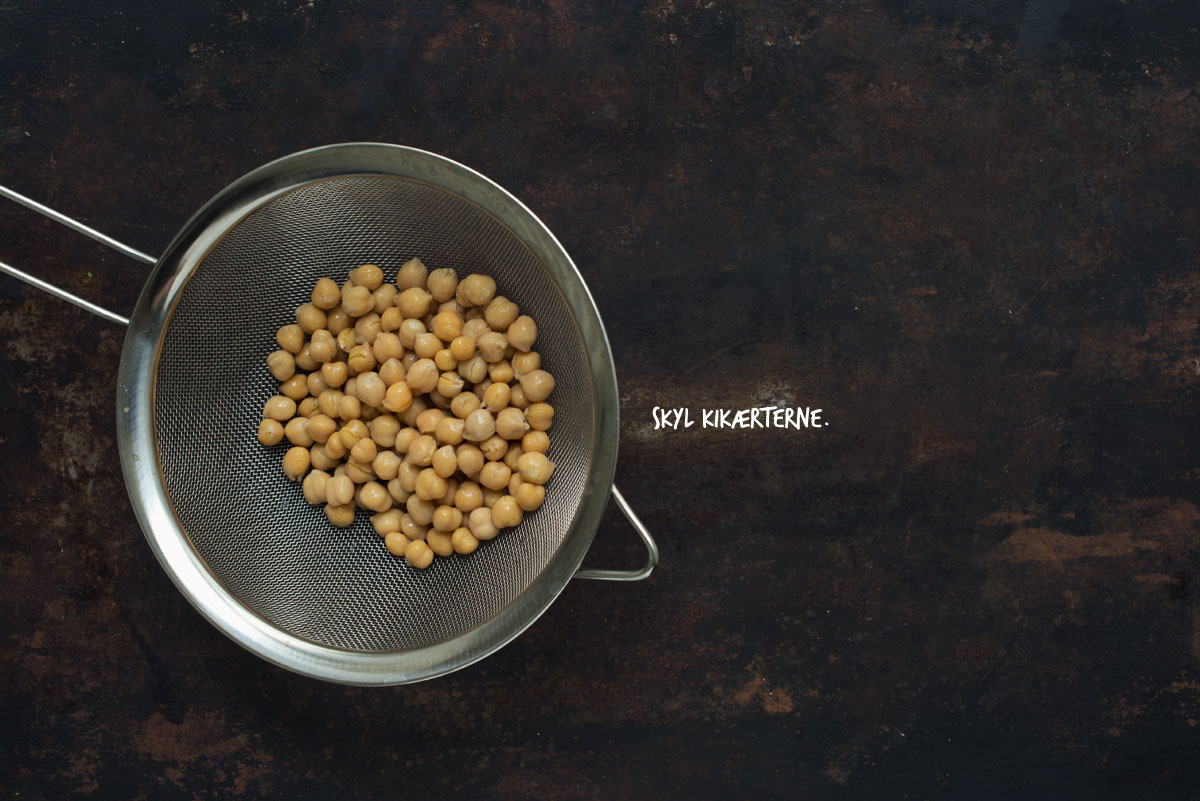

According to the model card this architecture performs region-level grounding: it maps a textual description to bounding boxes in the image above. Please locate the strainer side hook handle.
[575,485,659,582]
[0,184,155,327]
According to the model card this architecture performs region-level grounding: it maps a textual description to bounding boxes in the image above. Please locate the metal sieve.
[0,143,657,685]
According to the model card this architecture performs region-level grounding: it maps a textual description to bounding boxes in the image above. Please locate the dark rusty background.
[2,1,1200,798]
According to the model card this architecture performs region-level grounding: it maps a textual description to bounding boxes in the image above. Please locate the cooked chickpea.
[426,529,454,557]
[521,430,549,454]
[342,418,369,445]
[282,446,311,480]
[479,434,508,462]
[433,349,457,372]
[406,494,435,525]
[453,481,484,513]
[384,531,410,556]
[523,401,554,431]
[382,380,413,413]
[267,349,295,381]
[431,445,458,478]
[434,416,465,446]
[458,354,488,384]
[396,257,428,290]
[342,285,374,317]
[514,482,545,512]
[325,306,351,334]
[479,461,512,491]
[394,426,418,454]
[451,527,479,555]
[456,444,484,478]
[405,358,438,394]
[401,396,428,428]
[350,436,377,464]
[509,384,530,410]
[468,507,498,540]
[415,467,447,501]
[276,324,304,354]
[317,389,342,418]
[431,505,462,534]
[406,434,437,467]
[263,395,296,421]
[295,343,319,372]
[491,495,523,528]
[349,263,383,291]
[475,331,508,363]
[296,302,326,334]
[346,344,376,374]
[311,277,341,309]
[380,305,404,332]
[463,408,496,442]
[324,432,348,460]
[344,458,374,484]
[482,382,511,414]
[372,332,403,363]
[519,369,555,402]
[326,502,356,527]
[387,477,410,504]
[257,418,284,446]
[430,311,462,343]
[502,443,523,472]
[309,330,336,364]
[412,332,441,360]
[456,274,496,307]
[436,371,465,398]
[302,469,331,505]
[373,283,397,314]
[495,407,528,440]
[482,487,504,508]
[425,267,458,302]
[285,417,314,447]
[517,452,555,485]
[337,394,362,422]
[398,514,426,541]
[354,313,382,346]
[488,360,514,384]
[511,350,540,376]
[310,445,337,471]
[405,539,434,569]
[484,296,520,332]
[378,357,406,388]
[280,374,308,401]
[449,336,475,361]
[461,318,491,342]
[354,372,385,408]
[368,416,400,448]
[396,461,421,493]
[450,391,481,420]
[358,481,391,512]
[321,361,348,388]
[297,397,319,418]
[304,372,327,399]
[401,350,419,370]
[372,450,401,481]
[397,287,433,318]
[371,509,403,536]
[397,319,426,350]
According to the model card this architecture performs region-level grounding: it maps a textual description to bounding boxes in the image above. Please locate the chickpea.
[309,330,335,364]
[405,359,439,394]
[321,361,348,388]
[301,413,334,445]
[426,267,458,302]
[434,416,465,446]
[380,306,404,332]
[517,452,555,485]
[521,430,549,455]
[482,487,504,508]
[437,371,465,398]
[397,287,433,318]
[295,343,319,372]
[285,417,314,447]
[433,348,458,372]
[369,416,401,449]
[415,408,446,434]
[311,277,341,309]
[397,318,426,349]
[310,445,337,471]
[349,263,383,291]
[350,436,377,464]
[296,302,327,334]
[447,480,481,513]
[451,527,479,555]
[494,407,528,441]
[257,418,284,446]
[401,396,429,429]
[456,274,496,307]
[461,318,491,341]
[339,419,368,447]
[276,324,304,354]
[511,350,540,377]
[468,507,498,540]
[482,382,510,414]
[491,495,523,528]
[361,405,380,422]
[401,350,419,369]
[406,434,437,467]
[398,514,426,541]
[263,395,296,421]
[450,391,481,420]
[387,477,411,504]
[354,372,385,408]
[439,477,460,507]
[479,434,508,462]
[426,529,454,557]
[282,446,311,480]
[405,539,434,569]
[502,443,524,472]
[458,354,488,384]
[317,389,343,418]
[337,394,362,422]
[280,374,309,401]
[371,509,403,536]
[472,331,504,363]
[267,349,296,381]
[414,467,447,501]
[373,283,398,314]
[424,444,455,479]
[396,461,421,493]
[518,369,555,402]
[396,257,428,290]
[509,384,530,410]
[406,494,435,525]
[429,505,461,534]
[410,332,438,360]
[463,409,496,442]
[302,469,331,505]
[372,450,401,481]
[345,458,374,484]
[342,285,374,317]
[325,502,356,527]
[479,461,512,491]
[488,360,514,384]
[506,315,537,352]
[373,332,403,363]
[379,531,408,558]
[484,296,520,332]
[508,472,525,496]
[382,381,413,413]
[346,344,376,375]
[394,426,419,454]
[429,310,462,343]
[514,482,545,512]
[378,357,406,388]
[324,432,348,460]
[449,336,475,361]
[303,373,325,400]
[297,397,319,418]
[354,312,382,346]
[456,444,484,478]
[325,306,351,334]
[357,481,391,512]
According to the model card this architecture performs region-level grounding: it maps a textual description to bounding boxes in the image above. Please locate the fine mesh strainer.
[0,143,658,685]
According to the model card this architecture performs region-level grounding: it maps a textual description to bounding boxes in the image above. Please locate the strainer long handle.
[575,485,659,582]
[0,184,155,326]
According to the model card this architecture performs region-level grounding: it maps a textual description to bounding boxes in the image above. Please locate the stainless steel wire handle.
[0,183,658,582]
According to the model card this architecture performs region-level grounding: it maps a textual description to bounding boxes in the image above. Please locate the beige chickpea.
[432,505,463,533]
[302,469,331,505]
[475,331,508,363]
[320,361,348,389]
[415,467,447,501]
[382,381,413,413]
[304,372,327,399]
[518,369,555,402]
[355,372,386,408]
[384,531,410,556]
[426,267,459,302]
[369,414,400,447]
[479,434,508,462]
[434,416,465,446]
[304,414,336,445]
[372,450,401,481]
[342,285,374,317]
[482,487,504,508]
[397,318,426,349]
[401,350,419,370]
[371,508,403,536]
[343,377,358,399]
[372,283,398,314]
[257,418,284,446]
[297,397,319,418]
[396,461,421,493]
[526,402,555,431]
[380,305,404,332]
[295,343,319,372]
[451,527,479,555]
[511,350,541,376]
[414,408,446,434]
[406,434,437,467]
[521,430,549,455]
[296,302,327,334]
[495,407,529,440]
[280,374,309,401]
[488,360,514,384]
[267,349,296,381]
[412,332,441,360]
[325,502,356,528]
[347,344,376,375]
[450,391,481,420]
[406,494,435,525]
[398,514,426,541]
[506,315,537,352]
[378,357,406,387]
[344,459,374,484]
[431,445,458,478]
[468,506,498,540]
[455,444,484,478]
[386,477,410,504]
[431,310,464,342]
[514,482,545,512]
[324,432,348,460]
[455,274,496,307]
[461,318,491,341]
[433,348,458,372]
[325,306,351,334]
[372,332,403,363]
[396,287,433,318]
[491,495,523,528]
[462,409,496,442]
[337,394,362,422]
[453,481,484,513]
[437,476,459,508]
[276,324,304,354]
[354,312,382,346]
[309,330,336,364]
[311,277,341,309]
[338,419,368,449]
[350,436,377,464]
[358,481,392,512]
[350,263,384,291]
[509,384,530,410]
[361,405,380,423]
[394,426,419,454]
[502,443,524,472]
[405,539,434,569]
[310,444,337,471]
[436,371,465,398]
[479,461,512,491]
[482,382,511,414]
[517,452,555,485]
[263,395,296,421]
[317,388,343,418]
[449,335,475,361]
[282,446,311,480]
[426,529,454,557]
[484,296,520,332]
[284,417,314,447]
[472,378,492,401]
[396,257,428,290]
[404,358,438,394]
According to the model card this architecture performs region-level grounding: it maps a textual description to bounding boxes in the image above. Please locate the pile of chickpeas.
[256,259,557,570]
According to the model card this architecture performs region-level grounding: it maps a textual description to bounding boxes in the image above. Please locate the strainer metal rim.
[114,143,620,685]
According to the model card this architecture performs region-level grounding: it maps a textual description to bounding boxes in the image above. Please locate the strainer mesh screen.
[155,175,592,652]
